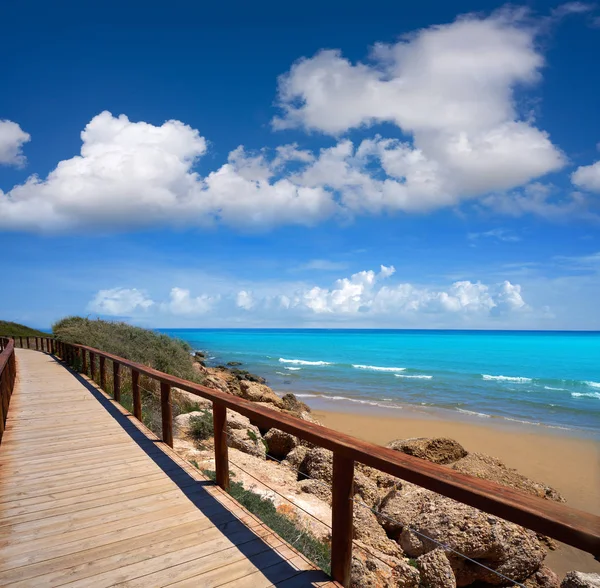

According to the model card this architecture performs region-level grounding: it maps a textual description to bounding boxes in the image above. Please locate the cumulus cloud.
[571,160,600,192]
[161,288,217,315]
[273,9,565,207]
[0,120,30,167]
[88,287,154,315]
[236,290,254,310]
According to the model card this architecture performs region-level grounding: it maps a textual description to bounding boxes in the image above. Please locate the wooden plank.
[214,402,230,490]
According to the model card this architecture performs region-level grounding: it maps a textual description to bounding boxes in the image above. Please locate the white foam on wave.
[585,381,600,389]
[353,364,405,372]
[544,386,566,391]
[395,374,433,380]
[456,408,491,418]
[482,374,532,383]
[572,391,600,400]
[284,367,302,371]
[294,393,319,398]
[279,358,331,366]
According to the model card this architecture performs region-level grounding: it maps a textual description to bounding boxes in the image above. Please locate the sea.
[160,329,600,438]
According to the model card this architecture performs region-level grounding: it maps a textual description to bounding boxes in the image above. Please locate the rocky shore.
[171,352,599,588]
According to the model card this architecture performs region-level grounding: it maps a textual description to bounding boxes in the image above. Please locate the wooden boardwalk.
[0,349,333,587]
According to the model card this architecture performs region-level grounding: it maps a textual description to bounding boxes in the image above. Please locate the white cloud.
[295,259,349,271]
[0,120,30,167]
[161,288,217,315]
[236,290,254,310]
[468,228,520,242]
[273,9,565,208]
[571,160,600,192]
[88,287,154,315]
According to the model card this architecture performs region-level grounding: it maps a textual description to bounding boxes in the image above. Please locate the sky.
[1,0,599,330]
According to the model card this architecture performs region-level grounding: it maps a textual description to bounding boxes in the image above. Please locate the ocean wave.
[353,364,405,372]
[456,408,491,418]
[544,386,566,391]
[395,374,433,379]
[279,358,331,366]
[326,395,404,409]
[284,367,302,371]
[276,371,299,376]
[482,374,532,383]
[294,393,319,398]
[572,392,600,400]
[585,381,600,389]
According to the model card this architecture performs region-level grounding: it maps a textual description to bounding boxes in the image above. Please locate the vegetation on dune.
[0,320,49,338]
[201,469,331,574]
[53,316,206,435]
[188,411,214,443]
[52,316,201,382]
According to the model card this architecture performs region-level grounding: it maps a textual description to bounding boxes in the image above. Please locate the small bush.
[202,469,331,573]
[188,411,214,442]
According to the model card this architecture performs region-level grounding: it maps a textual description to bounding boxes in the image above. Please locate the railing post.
[19,336,23,348]
[331,453,354,587]
[82,349,87,374]
[160,381,173,447]
[89,352,96,381]
[213,403,230,491]
[132,369,142,420]
[99,356,106,390]
[25,337,29,349]
[113,362,121,402]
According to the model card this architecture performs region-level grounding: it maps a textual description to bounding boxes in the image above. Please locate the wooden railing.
[0,337,17,444]
[7,336,600,585]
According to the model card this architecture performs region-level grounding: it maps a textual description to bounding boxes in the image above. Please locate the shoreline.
[312,407,600,576]
[287,389,600,441]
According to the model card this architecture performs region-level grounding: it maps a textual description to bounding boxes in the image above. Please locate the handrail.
[0,337,17,444]
[9,336,600,586]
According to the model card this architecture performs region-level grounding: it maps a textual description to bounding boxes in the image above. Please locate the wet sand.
[313,408,600,577]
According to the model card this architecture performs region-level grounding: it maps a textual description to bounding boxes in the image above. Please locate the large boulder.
[450,452,565,502]
[264,428,299,460]
[237,380,284,408]
[353,501,405,559]
[174,410,211,435]
[281,393,311,414]
[350,549,420,588]
[523,566,560,587]
[299,447,333,483]
[380,483,546,586]
[417,549,456,588]
[298,479,331,503]
[282,445,309,472]
[226,410,266,459]
[387,437,467,464]
[562,572,600,588]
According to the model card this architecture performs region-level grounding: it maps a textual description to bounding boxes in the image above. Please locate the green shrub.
[0,320,48,338]
[188,411,214,442]
[202,469,331,574]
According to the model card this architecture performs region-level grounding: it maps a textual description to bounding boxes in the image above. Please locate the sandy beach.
[313,408,600,576]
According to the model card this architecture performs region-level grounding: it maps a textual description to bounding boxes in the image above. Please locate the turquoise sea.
[160,329,600,437]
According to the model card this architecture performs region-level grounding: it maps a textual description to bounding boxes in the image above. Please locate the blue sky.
[1,0,599,329]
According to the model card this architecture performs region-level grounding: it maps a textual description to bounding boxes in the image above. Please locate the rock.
[356,463,403,504]
[194,351,206,359]
[353,501,405,559]
[230,369,266,384]
[417,549,456,588]
[352,471,381,508]
[298,479,331,503]
[237,380,284,408]
[225,410,266,459]
[380,483,545,586]
[387,437,467,464]
[282,445,308,472]
[264,428,299,460]
[300,447,333,484]
[192,362,209,375]
[174,410,211,435]
[561,572,600,588]
[227,361,242,366]
[350,549,420,588]
[522,566,560,588]
[451,452,565,502]
[281,393,311,414]
[204,374,231,394]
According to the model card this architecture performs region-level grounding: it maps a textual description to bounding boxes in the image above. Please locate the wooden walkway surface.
[0,349,333,587]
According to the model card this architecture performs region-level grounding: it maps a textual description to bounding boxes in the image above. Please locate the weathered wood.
[331,453,354,587]
[132,369,142,421]
[99,356,106,390]
[89,351,96,381]
[82,348,88,374]
[213,403,230,491]
[160,381,173,447]
[113,361,121,402]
